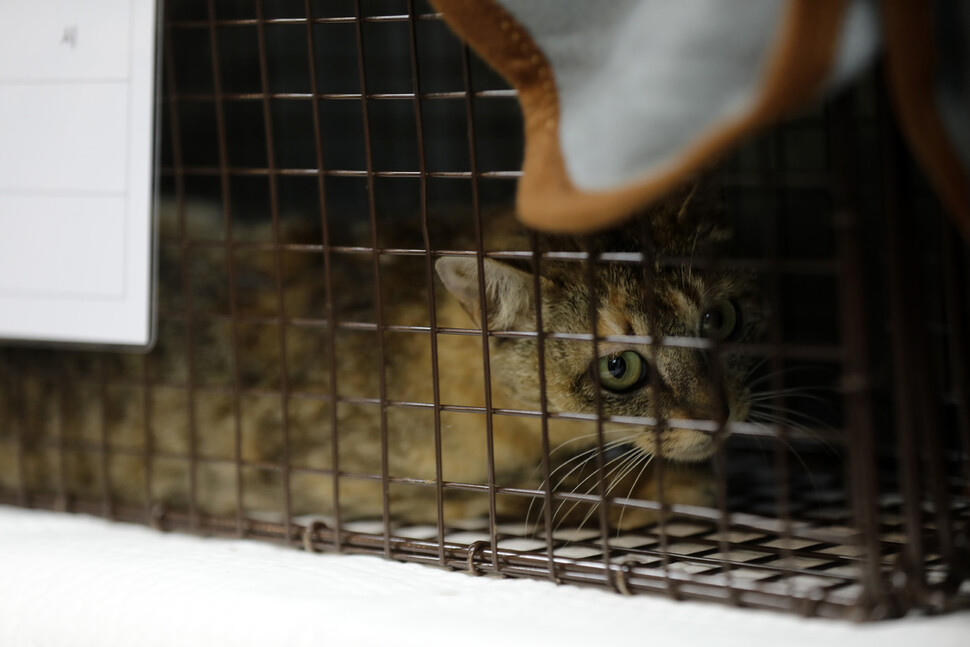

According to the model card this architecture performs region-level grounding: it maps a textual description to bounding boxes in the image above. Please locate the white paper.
[0,0,159,347]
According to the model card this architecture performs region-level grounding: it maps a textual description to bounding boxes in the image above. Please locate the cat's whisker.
[746,411,841,496]
[747,409,827,439]
[546,437,638,484]
[744,364,830,390]
[747,404,839,443]
[748,388,839,405]
[615,453,654,534]
[525,436,639,535]
[550,449,637,521]
[542,429,636,470]
[741,355,773,385]
[553,446,651,534]
[526,442,619,528]
[573,451,652,533]
[748,427,824,497]
[682,187,701,285]
[747,381,842,445]
[551,447,645,534]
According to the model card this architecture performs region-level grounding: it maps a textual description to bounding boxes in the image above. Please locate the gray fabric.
[500,0,785,191]
[826,0,881,92]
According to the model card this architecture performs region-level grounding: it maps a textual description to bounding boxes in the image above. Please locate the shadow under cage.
[0,0,968,621]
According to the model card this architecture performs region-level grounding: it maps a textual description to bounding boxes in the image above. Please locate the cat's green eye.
[700,300,740,341]
[596,351,649,393]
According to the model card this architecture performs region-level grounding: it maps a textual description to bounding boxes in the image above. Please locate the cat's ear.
[436,257,544,331]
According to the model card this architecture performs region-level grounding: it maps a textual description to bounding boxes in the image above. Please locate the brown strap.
[882,0,970,240]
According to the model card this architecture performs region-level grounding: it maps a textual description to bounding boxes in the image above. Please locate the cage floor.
[294,493,969,620]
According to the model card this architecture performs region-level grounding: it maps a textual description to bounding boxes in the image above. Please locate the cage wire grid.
[0,0,968,622]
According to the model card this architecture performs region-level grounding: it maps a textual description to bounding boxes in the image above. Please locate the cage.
[0,0,968,622]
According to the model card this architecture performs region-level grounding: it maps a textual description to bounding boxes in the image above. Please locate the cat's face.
[539,260,762,461]
[436,196,764,463]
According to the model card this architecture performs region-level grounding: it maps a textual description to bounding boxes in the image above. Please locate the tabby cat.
[0,187,763,529]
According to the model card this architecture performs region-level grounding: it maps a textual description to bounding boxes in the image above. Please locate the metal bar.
[98,357,113,519]
[12,375,27,508]
[141,355,155,521]
[529,230,560,582]
[301,0,344,553]
[942,225,970,491]
[880,89,928,607]
[583,245,619,591]
[760,127,796,599]
[254,0,294,544]
[166,14,444,29]
[205,0,247,537]
[636,213,673,595]
[156,11,191,526]
[158,167,523,180]
[825,94,884,615]
[168,89,519,101]
[460,42,500,574]
[55,359,69,511]
[698,202,737,603]
[405,0,447,568]
[352,0,393,559]
[154,238,841,274]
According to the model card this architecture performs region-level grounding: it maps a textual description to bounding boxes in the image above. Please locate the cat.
[0,186,763,530]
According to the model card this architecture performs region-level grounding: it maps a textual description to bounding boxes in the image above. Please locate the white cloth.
[1,506,969,647]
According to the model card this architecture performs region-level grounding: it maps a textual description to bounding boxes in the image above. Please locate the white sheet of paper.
[0,0,159,348]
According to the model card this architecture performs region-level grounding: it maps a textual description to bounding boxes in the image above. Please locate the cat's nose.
[685,386,730,425]
[713,389,731,424]
[693,350,731,423]
[695,347,717,376]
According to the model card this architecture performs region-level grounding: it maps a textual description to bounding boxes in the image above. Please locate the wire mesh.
[0,0,968,621]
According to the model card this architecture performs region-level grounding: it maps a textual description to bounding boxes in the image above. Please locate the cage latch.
[465,540,490,576]
[302,520,329,553]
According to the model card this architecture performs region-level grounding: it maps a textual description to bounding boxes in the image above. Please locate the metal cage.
[1,0,968,621]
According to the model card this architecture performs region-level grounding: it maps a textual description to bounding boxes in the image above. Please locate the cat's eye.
[596,350,649,393]
[700,300,740,341]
